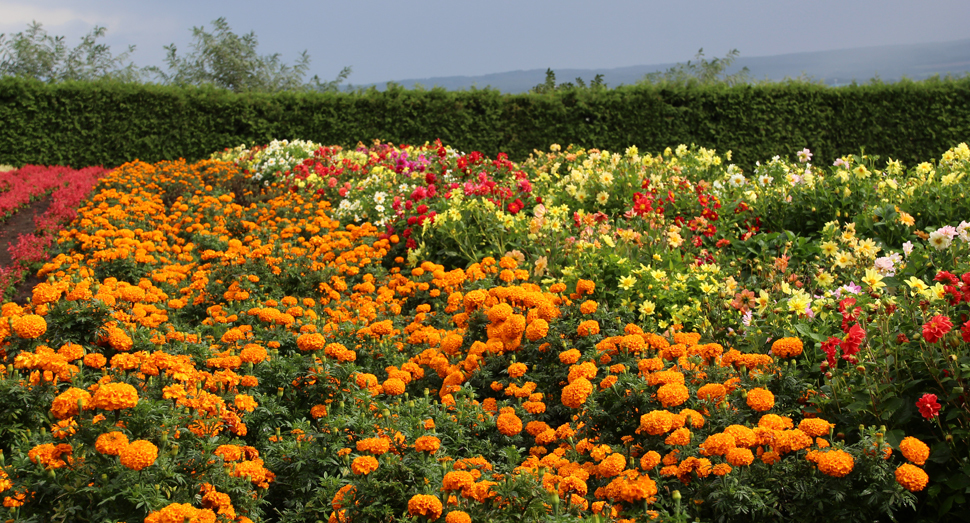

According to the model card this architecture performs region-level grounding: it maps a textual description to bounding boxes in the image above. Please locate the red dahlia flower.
[922,315,953,344]
[916,393,941,419]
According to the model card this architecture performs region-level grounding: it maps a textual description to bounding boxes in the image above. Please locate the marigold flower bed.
[1,143,966,522]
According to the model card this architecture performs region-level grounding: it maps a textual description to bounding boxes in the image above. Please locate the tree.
[640,48,751,86]
[530,68,606,94]
[0,21,142,82]
[150,17,350,93]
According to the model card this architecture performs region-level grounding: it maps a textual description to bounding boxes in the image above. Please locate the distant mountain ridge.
[360,38,970,93]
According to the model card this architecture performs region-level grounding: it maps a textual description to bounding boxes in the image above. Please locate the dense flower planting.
[1,142,969,522]
[0,165,107,299]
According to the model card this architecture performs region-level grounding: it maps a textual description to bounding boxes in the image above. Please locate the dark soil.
[0,194,53,305]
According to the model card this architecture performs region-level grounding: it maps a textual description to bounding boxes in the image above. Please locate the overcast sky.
[3,0,970,85]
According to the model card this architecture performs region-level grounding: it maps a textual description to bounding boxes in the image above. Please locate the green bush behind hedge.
[2,76,969,169]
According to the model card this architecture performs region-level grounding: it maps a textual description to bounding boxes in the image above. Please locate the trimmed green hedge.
[2,76,969,169]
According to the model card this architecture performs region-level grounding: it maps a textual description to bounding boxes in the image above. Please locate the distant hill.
[358,38,970,93]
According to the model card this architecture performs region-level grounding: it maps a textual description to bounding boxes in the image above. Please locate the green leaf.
[794,322,827,343]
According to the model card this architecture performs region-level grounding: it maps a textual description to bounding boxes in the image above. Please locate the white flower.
[728,173,746,187]
[957,221,970,242]
[928,230,951,250]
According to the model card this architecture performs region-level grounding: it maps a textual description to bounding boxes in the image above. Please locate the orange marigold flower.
[726,447,754,466]
[440,334,464,355]
[657,383,690,408]
[51,418,77,439]
[770,337,803,358]
[561,378,594,409]
[214,445,244,462]
[895,463,929,492]
[760,450,781,465]
[310,404,328,419]
[445,510,472,523]
[696,383,727,403]
[639,410,675,435]
[51,387,91,419]
[816,449,854,477]
[577,320,600,337]
[92,382,139,410]
[11,314,47,339]
[107,327,133,351]
[297,332,326,352]
[29,443,72,469]
[119,440,158,471]
[383,378,406,396]
[665,428,691,446]
[680,408,705,428]
[487,303,513,323]
[598,452,627,478]
[899,437,930,466]
[559,349,581,365]
[575,279,595,295]
[525,319,549,341]
[507,362,528,378]
[332,484,357,510]
[797,418,833,438]
[408,494,443,520]
[144,503,217,523]
[234,394,258,412]
[239,344,268,363]
[699,433,737,456]
[415,435,441,454]
[640,450,662,470]
[357,437,391,455]
[442,470,475,491]
[83,353,107,369]
[758,414,793,430]
[712,463,732,476]
[746,388,775,411]
[580,300,598,314]
[496,411,523,436]
[352,455,379,475]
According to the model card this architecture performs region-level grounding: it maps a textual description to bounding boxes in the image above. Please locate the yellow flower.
[833,251,854,268]
[861,269,886,291]
[618,275,637,291]
[856,239,880,259]
[816,271,835,287]
[756,290,770,312]
[699,282,717,295]
[820,241,839,256]
[639,300,656,316]
[786,292,811,315]
[905,277,928,292]
[596,191,609,205]
[926,282,947,301]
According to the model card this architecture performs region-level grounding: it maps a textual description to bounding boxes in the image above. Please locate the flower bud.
[672,490,682,501]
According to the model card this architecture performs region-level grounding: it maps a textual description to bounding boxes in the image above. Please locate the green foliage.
[530,68,606,94]
[0,21,142,83]
[640,48,752,86]
[148,17,351,94]
[2,75,970,176]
